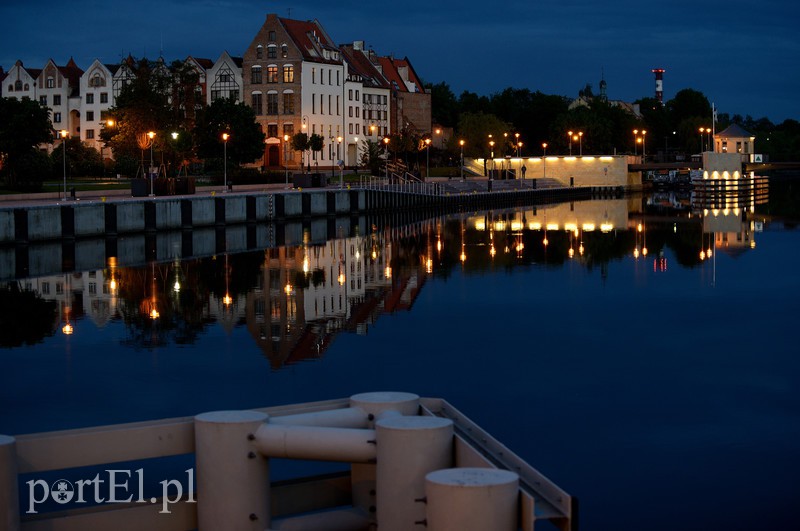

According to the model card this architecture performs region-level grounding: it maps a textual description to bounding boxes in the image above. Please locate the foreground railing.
[358,176,445,196]
[1,393,575,531]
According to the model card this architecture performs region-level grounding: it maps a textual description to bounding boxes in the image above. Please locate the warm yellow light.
[568,247,574,258]
[436,239,442,252]
[489,245,496,257]
[475,220,486,231]
[459,139,465,146]
[371,250,377,260]
[173,280,181,292]
[511,221,523,231]
[542,142,548,149]
[106,119,115,127]
[222,133,230,141]
[171,131,179,140]
[150,308,160,319]
[435,128,441,135]
[384,266,392,278]
[337,136,343,143]
[700,250,706,260]
[564,157,577,161]
[338,273,345,285]
[542,237,549,247]
[515,242,524,252]
[109,279,117,291]
[223,293,232,306]
[284,283,293,295]
[633,129,638,135]
[62,323,73,335]
[706,248,712,258]
[494,220,506,231]
[600,223,614,232]
[573,135,578,141]
[426,258,433,273]
[489,140,495,147]
[460,250,466,262]
[637,223,643,232]
[568,130,573,136]
[600,156,613,161]
[302,256,309,273]
[582,223,595,232]
[530,222,541,230]
[642,247,648,256]
[634,247,640,259]
[546,223,559,231]
[147,131,155,139]
[579,243,584,256]
[565,223,578,232]
[284,134,289,141]
[60,129,68,139]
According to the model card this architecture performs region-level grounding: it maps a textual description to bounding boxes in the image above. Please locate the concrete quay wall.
[1,190,364,245]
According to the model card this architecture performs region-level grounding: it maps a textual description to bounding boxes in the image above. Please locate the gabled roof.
[378,56,427,93]
[716,124,754,138]
[186,56,214,70]
[58,57,84,87]
[340,44,390,89]
[278,16,341,65]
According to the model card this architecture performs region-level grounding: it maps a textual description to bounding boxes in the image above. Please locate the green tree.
[0,97,53,188]
[52,137,103,178]
[291,132,310,172]
[194,98,265,165]
[360,139,383,175]
[308,134,324,171]
[456,112,512,158]
[428,82,459,127]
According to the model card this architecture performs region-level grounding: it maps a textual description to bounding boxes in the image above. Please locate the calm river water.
[1,182,798,530]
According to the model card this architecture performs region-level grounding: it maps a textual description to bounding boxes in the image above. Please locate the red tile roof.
[58,57,84,88]
[279,17,341,65]
[340,45,390,89]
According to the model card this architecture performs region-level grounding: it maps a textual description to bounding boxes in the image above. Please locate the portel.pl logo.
[26,468,195,515]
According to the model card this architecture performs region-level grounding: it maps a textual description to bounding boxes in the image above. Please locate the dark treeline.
[428,82,800,162]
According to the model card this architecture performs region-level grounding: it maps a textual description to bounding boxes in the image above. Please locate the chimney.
[353,40,364,51]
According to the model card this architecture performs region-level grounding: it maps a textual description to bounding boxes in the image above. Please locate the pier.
[0,393,575,531]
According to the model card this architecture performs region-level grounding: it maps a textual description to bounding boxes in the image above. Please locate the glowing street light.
[222,132,230,192]
[383,136,390,179]
[578,131,584,156]
[59,130,69,200]
[425,137,432,179]
[147,131,156,197]
[633,129,639,156]
[641,130,647,161]
[567,130,573,155]
[283,134,290,188]
[542,142,548,179]
[459,139,465,181]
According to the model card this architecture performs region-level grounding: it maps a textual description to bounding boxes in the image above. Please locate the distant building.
[713,124,755,163]
[3,60,42,105]
[207,51,243,104]
[568,76,641,118]
[80,60,116,149]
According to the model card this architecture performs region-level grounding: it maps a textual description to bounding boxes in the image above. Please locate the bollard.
[425,468,519,531]
[195,411,270,531]
[0,435,19,531]
[348,392,420,514]
[375,416,453,531]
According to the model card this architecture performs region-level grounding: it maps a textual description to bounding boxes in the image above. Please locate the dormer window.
[46,77,54,88]
[268,30,276,42]
[256,45,263,59]
[281,44,288,58]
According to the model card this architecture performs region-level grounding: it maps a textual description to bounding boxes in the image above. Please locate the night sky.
[2,0,798,123]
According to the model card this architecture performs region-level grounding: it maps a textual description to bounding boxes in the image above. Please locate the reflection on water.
[0,185,775,360]
[2,180,799,531]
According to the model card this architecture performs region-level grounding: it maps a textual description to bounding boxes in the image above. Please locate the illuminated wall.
[473,155,632,187]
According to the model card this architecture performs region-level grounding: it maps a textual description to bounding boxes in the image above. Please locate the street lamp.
[459,139,465,181]
[59,130,69,200]
[222,132,230,192]
[337,136,344,187]
[425,137,432,179]
[641,130,647,161]
[542,142,547,179]
[515,133,520,156]
[383,136,390,179]
[578,131,583,156]
[699,127,706,152]
[302,115,309,173]
[633,129,639,156]
[147,131,156,197]
[283,134,290,188]
[567,130,573,155]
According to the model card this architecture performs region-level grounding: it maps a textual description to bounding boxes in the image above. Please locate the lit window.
[283,65,294,83]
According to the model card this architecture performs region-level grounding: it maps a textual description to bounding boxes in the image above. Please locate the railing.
[358,175,445,196]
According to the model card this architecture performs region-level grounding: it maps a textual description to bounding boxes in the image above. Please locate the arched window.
[8,84,13,92]
[256,45,263,59]
[281,44,288,58]
[283,65,294,83]
[267,45,277,59]
[23,83,29,91]
[251,65,262,84]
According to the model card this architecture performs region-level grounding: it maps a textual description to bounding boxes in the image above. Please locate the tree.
[456,112,512,158]
[308,134,324,170]
[291,132,310,172]
[360,139,383,175]
[666,88,712,125]
[428,82,459,127]
[0,97,53,188]
[194,98,265,165]
[51,137,103,178]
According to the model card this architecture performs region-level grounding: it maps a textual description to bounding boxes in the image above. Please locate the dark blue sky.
[2,0,798,123]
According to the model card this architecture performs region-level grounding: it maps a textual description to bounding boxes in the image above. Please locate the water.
[1,186,799,530]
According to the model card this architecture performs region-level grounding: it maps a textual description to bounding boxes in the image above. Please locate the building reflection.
[2,182,771,359]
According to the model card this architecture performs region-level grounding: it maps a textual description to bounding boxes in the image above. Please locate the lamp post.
[459,139,465,181]
[283,134,290,188]
[147,131,156,197]
[425,137,431,179]
[567,130,573,155]
[641,130,647,161]
[578,131,583,156]
[382,136,390,180]
[699,127,706,152]
[542,142,547,179]
[302,115,309,173]
[222,132,230,192]
[59,130,69,200]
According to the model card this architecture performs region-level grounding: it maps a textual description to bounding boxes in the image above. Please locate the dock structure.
[0,393,576,531]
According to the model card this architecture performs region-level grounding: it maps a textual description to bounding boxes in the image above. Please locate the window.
[328,95,332,115]
[355,107,360,118]
[348,89,352,100]
[283,65,294,83]
[281,44,288,58]
[283,123,294,136]
[336,70,340,85]
[268,30,276,41]
[312,93,316,114]
[320,93,324,114]
[7,84,12,92]
[46,77,54,88]
[39,95,47,106]
[54,112,62,123]
[90,73,105,87]
[267,66,278,83]
[251,66,262,84]
[256,45,263,59]
[100,92,108,104]
[24,83,29,91]
[356,90,360,101]
[86,129,94,139]
[14,80,21,91]
[356,124,360,134]
[267,93,278,114]
[267,124,278,137]
[268,45,277,59]
[349,123,353,134]
[736,141,742,153]
[53,95,61,105]
[349,106,353,117]
[86,93,94,104]
[283,92,294,114]
[328,70,331,85]
[86,111,94,121]
[336,95,340,115]
[251,92,263,115]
